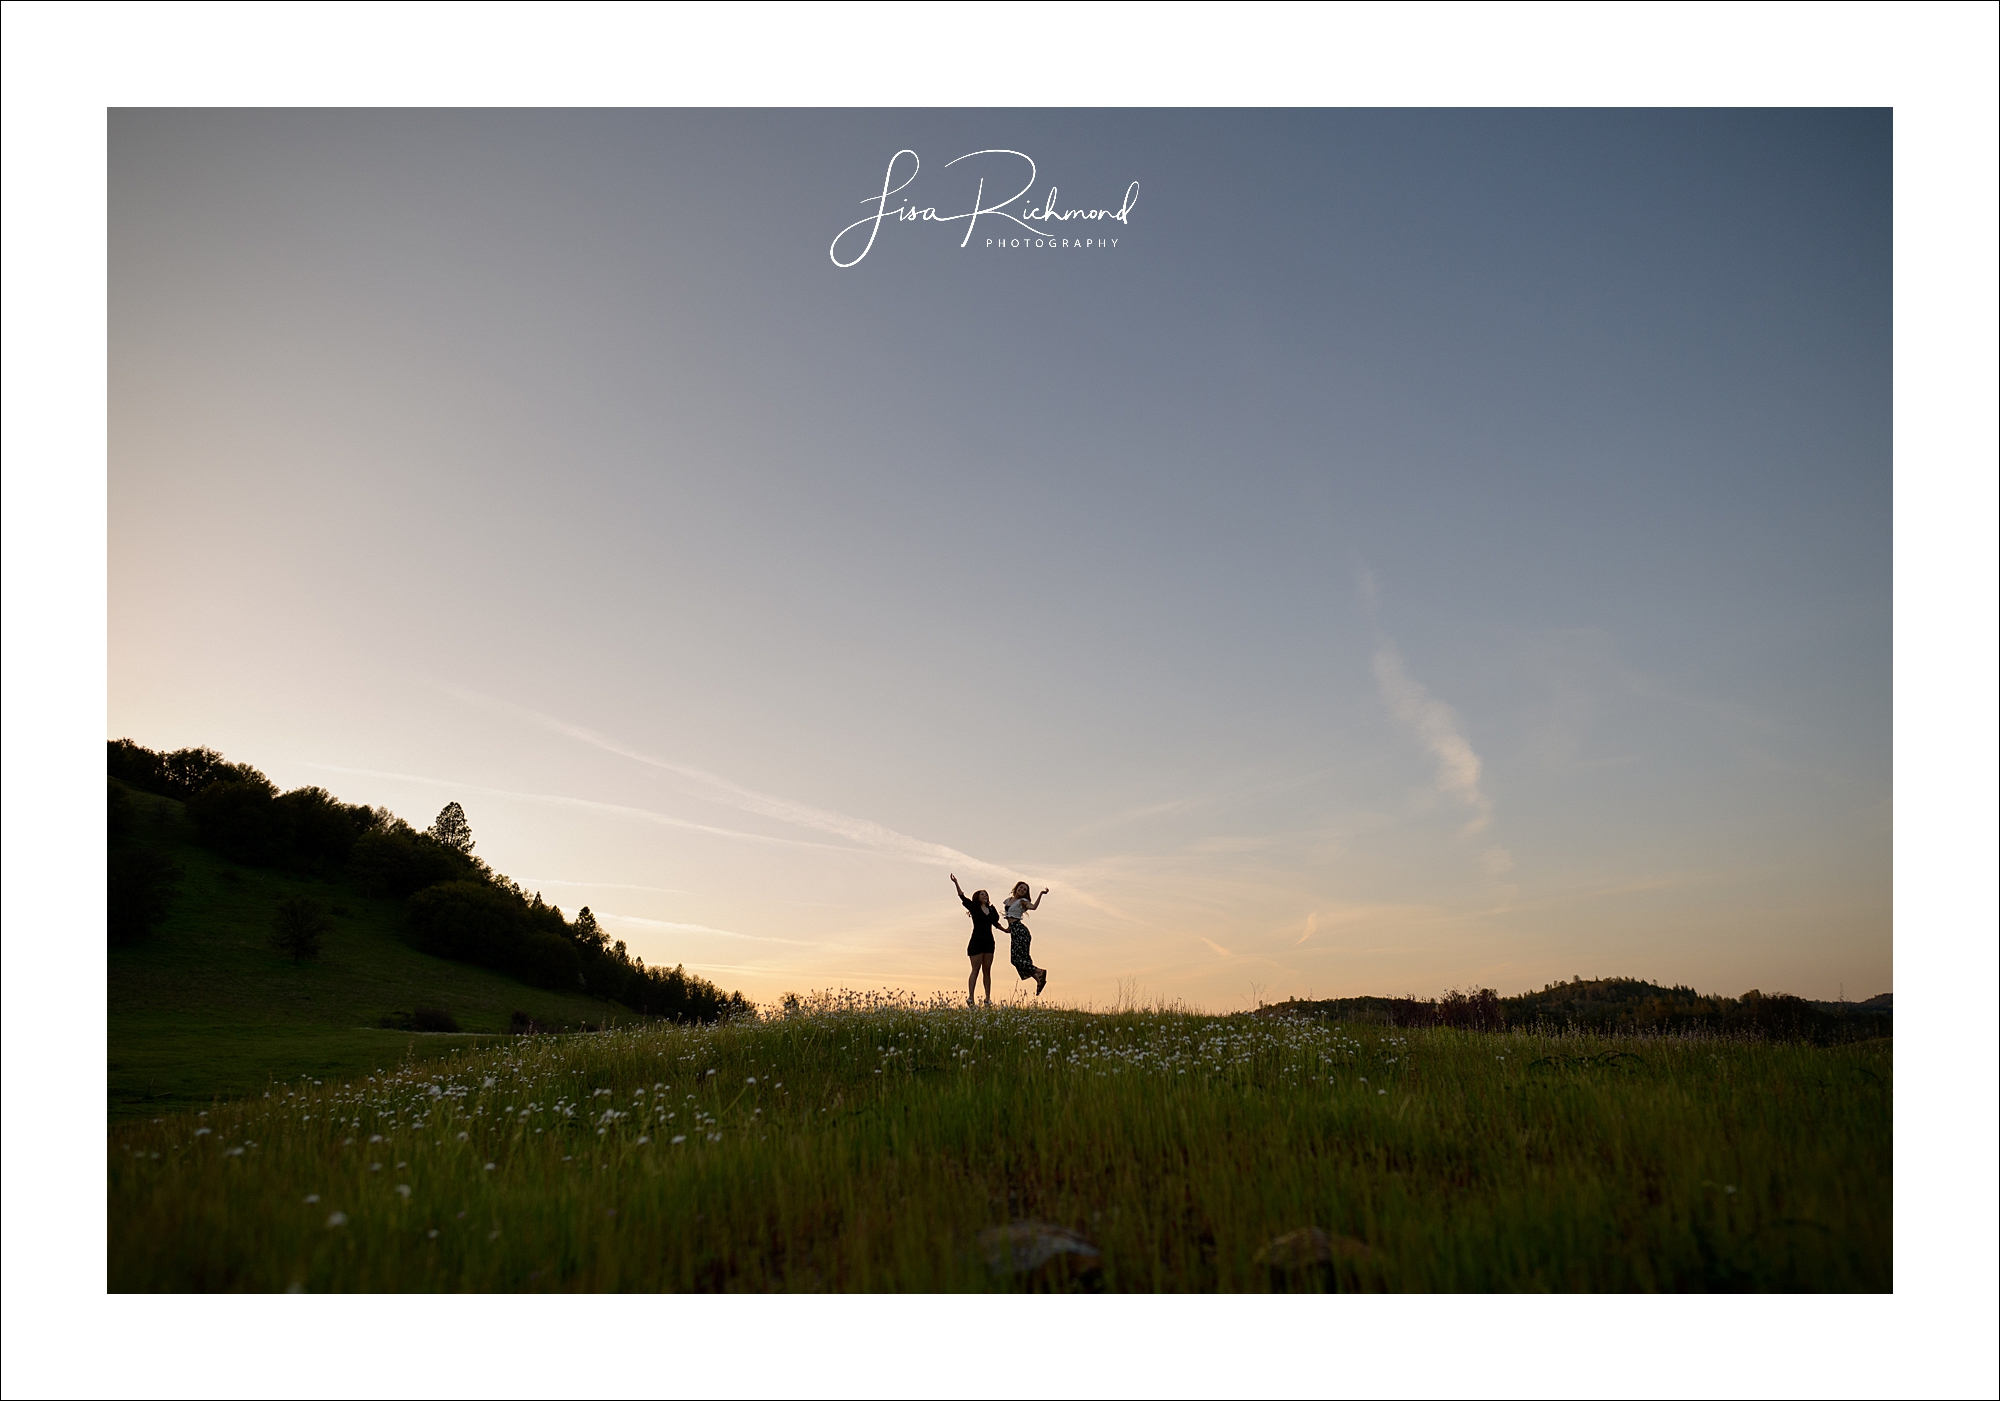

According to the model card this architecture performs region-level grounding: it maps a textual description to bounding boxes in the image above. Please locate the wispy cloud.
[516,878,685,894]
[1295,911,1318,946]
[1370,643,1494,835]
[1066,795,1205,837]
[1200,937,1231,957]
[302,763,856,854]
[437,685,1016,876]
[593,910,823,949]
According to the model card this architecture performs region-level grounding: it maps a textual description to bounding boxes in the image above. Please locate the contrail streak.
[434,685,1021,878]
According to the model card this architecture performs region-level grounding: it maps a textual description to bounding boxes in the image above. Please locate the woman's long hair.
[971,889,991,908]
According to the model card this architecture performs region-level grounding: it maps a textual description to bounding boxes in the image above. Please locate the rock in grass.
[1254,1227,1382,1289]
[980,1222,1102,1285]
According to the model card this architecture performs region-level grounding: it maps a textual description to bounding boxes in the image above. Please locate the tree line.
[108,739,747,1024]
[1259,976,1890,1044]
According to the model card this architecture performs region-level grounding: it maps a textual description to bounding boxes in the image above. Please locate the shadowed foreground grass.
[108,997,1890,1291]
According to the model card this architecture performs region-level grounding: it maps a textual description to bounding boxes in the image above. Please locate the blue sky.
[109,109,1890,1006]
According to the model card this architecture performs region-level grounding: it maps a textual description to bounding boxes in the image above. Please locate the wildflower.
[369,1163,383,1172]
[484,1162,497,1171]
[457,1132,469,1142]
[225,1147,245,1157]
[326,1212,349,1228]
[427,1229,439,1239]
[195,1128,212,1137]
[395,1184,412,1199]
[488,1230,501,1241]
[368,1134,383,1143]
[636,1136,650,1145]
[670,1135,686,1145]
[305,1194,320,1204]
[746,1076,757,1085]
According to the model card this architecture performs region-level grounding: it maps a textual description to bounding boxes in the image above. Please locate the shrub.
[188,779,284,864]
[383,1006,463,1032]
[108,739,270,802]
[271,786,382,872]
[411,1006,461,1033]
[350,826,477,898]
[271,895,332,962]
[406,881,582,991]
[108,846,181,945]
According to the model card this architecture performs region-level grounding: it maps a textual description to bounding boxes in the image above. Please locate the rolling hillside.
[108,782,635,1119]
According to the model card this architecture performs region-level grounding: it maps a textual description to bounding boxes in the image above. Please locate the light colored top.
[1005,897,1030,922]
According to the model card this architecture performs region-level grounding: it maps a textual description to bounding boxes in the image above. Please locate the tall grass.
[108,995,1890,1291]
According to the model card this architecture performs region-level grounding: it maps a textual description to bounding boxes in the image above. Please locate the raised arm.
[1027,887,1049,911]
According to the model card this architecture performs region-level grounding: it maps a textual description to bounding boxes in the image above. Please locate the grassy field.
[108,785,634,1120]
[108,995,1891,1291]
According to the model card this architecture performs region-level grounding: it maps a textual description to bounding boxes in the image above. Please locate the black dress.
[960,895,1001,956]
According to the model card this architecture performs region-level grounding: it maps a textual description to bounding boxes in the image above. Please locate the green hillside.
[108,782,634,1120]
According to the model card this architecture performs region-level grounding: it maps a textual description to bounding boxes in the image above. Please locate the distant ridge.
[1255,977,1890,1043]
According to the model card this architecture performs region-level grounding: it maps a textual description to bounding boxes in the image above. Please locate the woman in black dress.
[950,874,1002,1006]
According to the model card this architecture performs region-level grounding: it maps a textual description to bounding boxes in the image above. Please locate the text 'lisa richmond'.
[831,149,1137,267]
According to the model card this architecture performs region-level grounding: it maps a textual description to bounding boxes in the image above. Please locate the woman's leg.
[967,955,981,1004]
[1010,926,1042,982]
[978,951,993,1002]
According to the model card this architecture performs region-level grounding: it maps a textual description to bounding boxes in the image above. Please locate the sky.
[107,109,1891,1009]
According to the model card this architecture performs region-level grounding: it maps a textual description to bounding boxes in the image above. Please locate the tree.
[573,906,607,951]
[271,896,332,963]
[427,801,475,856]
[109,846,181,945]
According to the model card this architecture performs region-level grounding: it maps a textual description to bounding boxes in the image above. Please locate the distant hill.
[107,740,749,1118]
[1258,977,1891,1043]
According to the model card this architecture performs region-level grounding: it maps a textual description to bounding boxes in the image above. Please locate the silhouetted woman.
[1004,881,1049,996]
[950,874,1002,1006]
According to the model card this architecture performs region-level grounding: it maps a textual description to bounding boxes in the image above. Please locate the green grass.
[108,786,632,1120]
[107,995,1891,1291]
